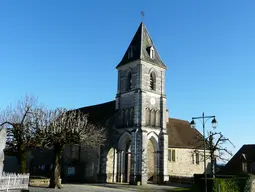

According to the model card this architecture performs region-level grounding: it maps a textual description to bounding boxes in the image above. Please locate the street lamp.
[190,112,217,192]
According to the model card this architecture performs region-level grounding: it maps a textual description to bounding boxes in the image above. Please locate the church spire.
[116,22,166,69]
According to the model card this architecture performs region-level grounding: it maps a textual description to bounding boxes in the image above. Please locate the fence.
[0,172,30,191]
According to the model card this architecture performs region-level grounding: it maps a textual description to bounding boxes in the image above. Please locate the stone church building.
[4,22,208,184]
[58,22,208,184]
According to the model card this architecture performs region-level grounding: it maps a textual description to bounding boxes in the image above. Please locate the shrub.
[212,178,239,192]
[192,173,254,192]
[236,173,253,192]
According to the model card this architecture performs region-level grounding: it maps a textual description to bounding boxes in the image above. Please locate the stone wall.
[168,148,210,177]
[62,145,99,182]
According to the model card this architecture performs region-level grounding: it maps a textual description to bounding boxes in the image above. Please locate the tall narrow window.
[129,108,134,126]
[196,153,199,164]
[146,109,150,126]
[118,112,122,127]
[192,154,195,164]
[127,72,132,90]
[150,47,155,59]
[125,109,129,127]
[168,149,172,161]
[122,110,125,127]
[150,72,156,91]
[172,150,176,162]
[150,110,155,126]
[242,162,247,172]
[155,111,160,127]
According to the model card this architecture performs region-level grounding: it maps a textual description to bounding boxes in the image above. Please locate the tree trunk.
[49,144,62,189]
[210,153,215,178]
[17,146,27,173]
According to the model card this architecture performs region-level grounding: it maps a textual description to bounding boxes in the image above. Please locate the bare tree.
[38,108,106,189]
[0,95,45,173]
[207,131,235,177]
[193,131,235,177]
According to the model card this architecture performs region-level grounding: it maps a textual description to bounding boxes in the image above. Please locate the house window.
[242,162,247,172]
[168,149,172,161]
[128,46,133,59]
[172,150,176,162]
[150,72,156,91]
[196,153,199,165]
[127,72,132,90]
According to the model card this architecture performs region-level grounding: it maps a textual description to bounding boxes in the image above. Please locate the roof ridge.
[169,117,189,123]
[140,22,143,60]
[77,100,115,110]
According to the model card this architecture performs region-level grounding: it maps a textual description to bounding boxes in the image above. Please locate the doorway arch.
[117,131,131,183]
[147,132,159,183]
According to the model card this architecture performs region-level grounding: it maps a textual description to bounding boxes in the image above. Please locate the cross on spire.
[141,11,144,22]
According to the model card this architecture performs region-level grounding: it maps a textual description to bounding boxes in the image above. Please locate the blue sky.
[1,0,254,159]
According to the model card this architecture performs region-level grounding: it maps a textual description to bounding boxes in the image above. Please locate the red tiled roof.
[167,118,205,149]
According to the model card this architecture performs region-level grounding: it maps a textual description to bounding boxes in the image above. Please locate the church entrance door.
[147,137,158,183]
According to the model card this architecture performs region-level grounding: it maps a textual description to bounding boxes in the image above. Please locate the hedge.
[192,173,253,192]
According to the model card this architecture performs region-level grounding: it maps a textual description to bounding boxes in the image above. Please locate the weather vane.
[141,11,144,22]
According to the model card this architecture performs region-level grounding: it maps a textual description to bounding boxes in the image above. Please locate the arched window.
[150,72,156,91]
[127,72,132,90]
[146,108,150,126]
[122,110,125,127]
[129,108,134,126]
[150,110,156,127]
[155,110,160,127]
[125,109,129,127]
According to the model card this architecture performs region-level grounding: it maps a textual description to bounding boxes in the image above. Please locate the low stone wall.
[29,178,50,187]
[29,178,62,187]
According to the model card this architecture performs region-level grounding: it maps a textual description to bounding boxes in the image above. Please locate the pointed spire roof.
[116,22,166,69]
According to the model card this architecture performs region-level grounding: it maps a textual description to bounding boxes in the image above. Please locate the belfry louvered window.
[127,72,132,90]
[150,72,156,91]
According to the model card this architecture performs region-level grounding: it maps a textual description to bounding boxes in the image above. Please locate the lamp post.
[190,112,217,192]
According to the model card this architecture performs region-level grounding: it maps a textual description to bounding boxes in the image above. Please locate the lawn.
[167,188,191,191]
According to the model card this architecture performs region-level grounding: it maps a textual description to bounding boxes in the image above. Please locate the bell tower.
[115,22,169,184]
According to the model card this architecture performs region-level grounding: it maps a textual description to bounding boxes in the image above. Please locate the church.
[5,22,209,185]
[58,22,208,184]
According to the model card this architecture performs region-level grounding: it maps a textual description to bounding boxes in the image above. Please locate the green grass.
[133,187,192,192]
[166,188,191,191]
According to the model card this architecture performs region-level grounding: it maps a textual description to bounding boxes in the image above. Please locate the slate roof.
[76,101,205,149]
[116,22,166,69]
[220,144,255,175]
[76,100,116,127]
[167,118,205,149]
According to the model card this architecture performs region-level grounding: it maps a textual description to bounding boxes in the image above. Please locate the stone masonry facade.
[168,148,210,177]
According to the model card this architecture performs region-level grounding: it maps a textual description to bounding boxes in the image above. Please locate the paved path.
[29,183,183,192]
[29,184,126,192]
